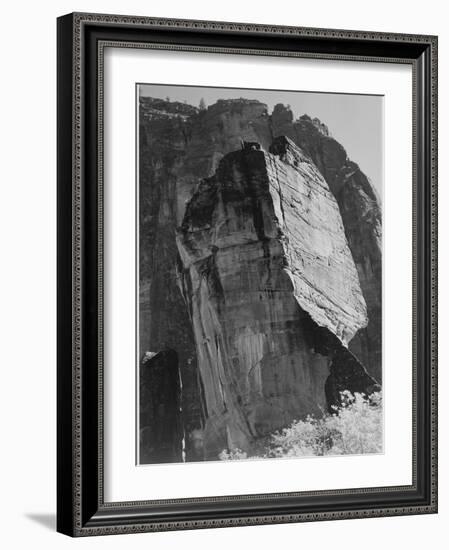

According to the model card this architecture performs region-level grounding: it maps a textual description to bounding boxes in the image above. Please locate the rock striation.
[138,96,382,462]
[271,107,382,381]
[139,98,286,460]
[176,137,376,457]
[139,98,203,461]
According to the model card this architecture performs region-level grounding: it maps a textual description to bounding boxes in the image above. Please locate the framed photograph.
[57,12,438,536]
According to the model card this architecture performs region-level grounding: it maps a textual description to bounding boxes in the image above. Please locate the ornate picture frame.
[57,12,437,536]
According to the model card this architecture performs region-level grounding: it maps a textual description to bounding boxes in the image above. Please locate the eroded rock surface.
[177,138,376,457]
[139,98,203,460]
[271,107,382,380]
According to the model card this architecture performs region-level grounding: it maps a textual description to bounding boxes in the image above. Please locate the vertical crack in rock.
[139,98,205,461]
[177,137,377,457]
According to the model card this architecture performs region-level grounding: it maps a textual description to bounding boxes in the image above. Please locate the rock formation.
[271,106,382,381]
[138,96,382,462]
[177,136,376,457]
[139,98,279,460]
[139,98,204,461]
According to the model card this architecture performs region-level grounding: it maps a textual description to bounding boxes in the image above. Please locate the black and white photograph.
[138,84,383,465]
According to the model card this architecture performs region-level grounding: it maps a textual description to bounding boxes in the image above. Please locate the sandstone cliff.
[139,98,282,461]
[177,137,376,458]
[139,98,203,461]
[271,106,382,380]
[138,96,381,462]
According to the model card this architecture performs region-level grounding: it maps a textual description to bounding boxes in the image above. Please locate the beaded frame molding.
[57,12,438,537]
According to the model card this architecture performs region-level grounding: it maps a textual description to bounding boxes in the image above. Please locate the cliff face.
[139,350,182,464]
[177,138,376,458]
[139,96,381,462]
[139,98,286,460]
[139,98,203,461]
[174,99,273,223]
[271,106,382,381]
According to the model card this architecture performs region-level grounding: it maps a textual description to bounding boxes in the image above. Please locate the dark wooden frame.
[57,12,438,537]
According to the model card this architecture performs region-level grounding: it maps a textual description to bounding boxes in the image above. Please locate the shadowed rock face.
[177,137,376,457]
[139,97,382,462]
[325,347,381,412]
[139,98,204,461]
[139,349,183,464]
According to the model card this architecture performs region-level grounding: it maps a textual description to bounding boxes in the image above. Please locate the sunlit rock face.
[177,137,375,458]
[271,106,382,381]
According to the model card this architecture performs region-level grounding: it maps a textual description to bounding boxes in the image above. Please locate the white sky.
[139,84,383,197]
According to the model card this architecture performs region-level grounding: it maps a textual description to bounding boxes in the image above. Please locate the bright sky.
[139,84,383,198]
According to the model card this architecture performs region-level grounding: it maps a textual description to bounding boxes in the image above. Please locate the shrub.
[219,391,382,460]
[218,448,249,461]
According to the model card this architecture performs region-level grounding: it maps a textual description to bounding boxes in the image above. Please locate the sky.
[139,84,383,198]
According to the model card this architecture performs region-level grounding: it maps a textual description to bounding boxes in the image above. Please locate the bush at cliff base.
[219,391,383,460]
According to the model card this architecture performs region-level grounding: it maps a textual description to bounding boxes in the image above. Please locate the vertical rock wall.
[177,138,376,457]
[139,98,203,460]
[271,106,382,381]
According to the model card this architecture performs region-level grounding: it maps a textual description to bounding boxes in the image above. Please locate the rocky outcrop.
[139,96,382,462]
[176,137,376,458]
[271,107,382,381]
[173,98,273,223]
[139,98,291,461]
